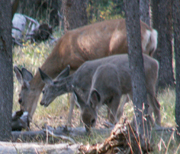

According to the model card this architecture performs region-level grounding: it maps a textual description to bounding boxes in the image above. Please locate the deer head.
[14,66,39,118]
[73,86,97,132]
[39,65,70,107]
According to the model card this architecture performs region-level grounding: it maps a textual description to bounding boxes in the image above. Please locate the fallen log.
[9,123,176,154]
[0,142,80,154]
[11,126,112,143]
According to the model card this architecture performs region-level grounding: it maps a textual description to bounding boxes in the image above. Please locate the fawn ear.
[90,89,101,109]
[56,65,70,81]
[39,68,53,85]
[14,66,23,84]
[21,67,33,82]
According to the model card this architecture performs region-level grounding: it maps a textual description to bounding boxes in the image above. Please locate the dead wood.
[12,14,53,46]
[0,142,80,154]
[9,123,176,154]
[11,126,112,143]
[28,23,53,42]
[79,122,153,154]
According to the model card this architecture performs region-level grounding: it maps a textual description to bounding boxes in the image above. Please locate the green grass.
[12,34,179,153]
[158,88,176,127]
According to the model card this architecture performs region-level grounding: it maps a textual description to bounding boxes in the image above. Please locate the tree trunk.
[139,0,150,26]
[63,0,88,32]
[124,0,151,152]
[11,0,20,19]
[173,0,180,137]
[151,0,159,29]
[152,0,175,89]
[0,0,13,141]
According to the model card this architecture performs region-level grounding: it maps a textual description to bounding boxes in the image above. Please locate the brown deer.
[14,18,158,123]
[39,54,161,131]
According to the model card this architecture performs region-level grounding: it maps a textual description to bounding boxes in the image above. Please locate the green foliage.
[87,0,125,23]
[13,41,51,70]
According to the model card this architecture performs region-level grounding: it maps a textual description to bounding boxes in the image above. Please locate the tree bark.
[124,0,151,152]
[0,0,13,141]
[173,0,180,137]
[62,0,88,32]
[151,0,159,29]
[139,0,150,26]
[11,0,20,19]
[152,0,175,89]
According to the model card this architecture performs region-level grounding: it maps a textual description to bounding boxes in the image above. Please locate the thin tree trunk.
[11,0,20,19]
[173,0,180,138]
[63,0,88,32]
[152,0,175,89]
[151,0,159,29]
[125,0,151,152]
[0,0,13,141]
[140,0,150,26]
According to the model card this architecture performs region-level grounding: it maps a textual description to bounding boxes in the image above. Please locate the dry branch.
[44,128,76,144]
[79,121,152,154]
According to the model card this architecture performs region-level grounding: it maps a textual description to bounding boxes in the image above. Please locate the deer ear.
[56,65,70,81]
[14,66,23,84]
[39,68,53,85]
[21,67,33,82]
[22,80,30,89]
[90,89,101,108]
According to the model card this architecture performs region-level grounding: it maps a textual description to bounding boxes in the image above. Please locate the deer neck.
[55,75,74,94]
[30,53,63,91]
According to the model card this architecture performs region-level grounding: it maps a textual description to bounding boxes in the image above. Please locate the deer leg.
[146,94,157,126]
[147,93,161,126]
[153,97,161,126]
[67,93,75,126]
[107,94,128,124]
[116,94,130,120]
[107,108,115,124]
[107,95,121,124]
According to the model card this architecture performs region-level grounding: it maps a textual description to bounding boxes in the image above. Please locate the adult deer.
[14,18,158,123]
[39,54,161,131]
